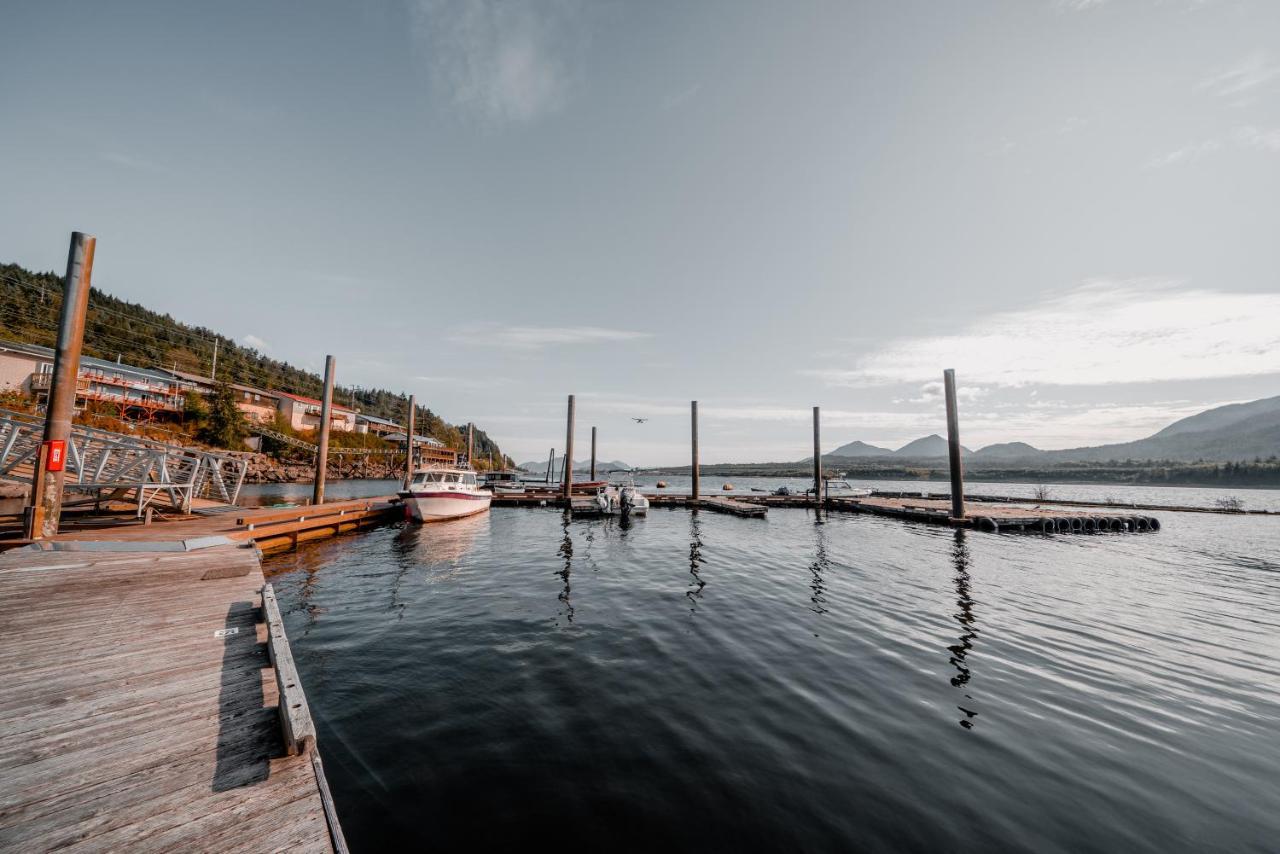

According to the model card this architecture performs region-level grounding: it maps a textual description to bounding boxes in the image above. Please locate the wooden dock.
[0,541,346,852]
[1,496,404,554]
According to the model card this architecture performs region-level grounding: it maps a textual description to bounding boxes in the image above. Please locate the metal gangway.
[0,408,248,515]
[249,424,407,456]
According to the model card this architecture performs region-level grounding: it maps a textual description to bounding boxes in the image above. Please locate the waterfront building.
[275,391,358,433]
[0,339,194,421]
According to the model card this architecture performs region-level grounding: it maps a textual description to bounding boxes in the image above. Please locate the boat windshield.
[412,471,466,486]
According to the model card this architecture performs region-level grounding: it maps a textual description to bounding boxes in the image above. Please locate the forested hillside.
[0,263,506,462]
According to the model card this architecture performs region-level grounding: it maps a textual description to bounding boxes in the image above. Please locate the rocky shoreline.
[232,452,404,484]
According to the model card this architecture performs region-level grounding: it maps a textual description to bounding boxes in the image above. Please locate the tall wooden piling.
[590,427,597,481]
[403,394,416,489]
[312,355,335,506]
[813,406,822,507]
[467,422,474,467]
[563,395,575,500]
[25,231,95,539]
[547,448,554,484]
[691,400,700,504]
[943,368,965,519]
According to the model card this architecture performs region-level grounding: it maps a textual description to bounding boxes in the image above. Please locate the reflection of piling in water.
[557,511,574,623]
[686,513,705,611]
[948,531,979,729]
[809,520,829,615]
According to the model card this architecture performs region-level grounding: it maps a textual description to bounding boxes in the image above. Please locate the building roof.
[275,391,356,413]
[0,339,191,385]
[356,413,401,428]
[384,432,446,448]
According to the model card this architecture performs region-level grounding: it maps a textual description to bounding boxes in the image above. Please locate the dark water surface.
[265,498,1280,852]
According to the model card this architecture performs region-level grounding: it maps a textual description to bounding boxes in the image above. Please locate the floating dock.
[0,541,346,852]
[496,489,1157,532]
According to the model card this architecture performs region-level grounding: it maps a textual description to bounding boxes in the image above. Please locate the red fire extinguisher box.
[44,440,67,472]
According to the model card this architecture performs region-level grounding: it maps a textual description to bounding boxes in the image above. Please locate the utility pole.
[563,395,575,501]
[25,232,95,540]
[210,339,218,381]
[590,426,597,481]
[403,394,416,490]
[944,368,966,520]
[813,406,822,508]
[313,355,335,506]
[691,400,700,504]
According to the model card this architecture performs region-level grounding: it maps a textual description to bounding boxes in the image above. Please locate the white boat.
[594,472,649,516]
[479,469,526,492]
[399,467,492,522]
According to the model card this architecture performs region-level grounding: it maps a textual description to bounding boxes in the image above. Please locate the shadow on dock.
[212,600,273,792]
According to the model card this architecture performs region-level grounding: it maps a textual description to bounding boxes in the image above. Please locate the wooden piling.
[590,426,597,481]
[467,422,475,467]
[813,406,822,508]
[691,400,700,504]
[943,368,965,519]
[547,448,554,484]
[313,355,335,506]
[563,395,575,500]
[25,231,95,540]
[403,394,416,489]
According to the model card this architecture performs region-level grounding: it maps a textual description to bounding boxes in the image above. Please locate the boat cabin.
[410,469,478,488]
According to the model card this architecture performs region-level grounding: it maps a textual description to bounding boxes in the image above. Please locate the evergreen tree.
[182,390,207,427]
[200,382,248,449]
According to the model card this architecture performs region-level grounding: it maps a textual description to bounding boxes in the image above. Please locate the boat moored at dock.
[400,467,492,522]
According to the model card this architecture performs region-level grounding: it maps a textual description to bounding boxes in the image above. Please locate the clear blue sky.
[2,0,1278,465]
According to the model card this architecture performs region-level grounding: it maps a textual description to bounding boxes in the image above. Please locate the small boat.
[399,467,492,522]
[479,469,525,492]
[594,472,649,516]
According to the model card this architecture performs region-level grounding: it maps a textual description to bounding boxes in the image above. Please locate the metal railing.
[0,408,248,514]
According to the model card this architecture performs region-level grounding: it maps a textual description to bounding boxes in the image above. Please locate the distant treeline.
[643,459,1280,488]
[0,262,507,462]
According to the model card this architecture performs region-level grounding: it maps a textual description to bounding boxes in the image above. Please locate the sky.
[1,0,1278,465]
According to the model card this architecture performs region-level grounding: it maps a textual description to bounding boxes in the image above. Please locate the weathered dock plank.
[0,543,342,852]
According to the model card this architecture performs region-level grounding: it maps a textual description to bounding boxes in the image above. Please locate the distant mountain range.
[823,395,1280,464]
[517,458,631,475]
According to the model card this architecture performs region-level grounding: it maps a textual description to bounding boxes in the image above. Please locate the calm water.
[265,488,1280,852]
[239,475,1280,512]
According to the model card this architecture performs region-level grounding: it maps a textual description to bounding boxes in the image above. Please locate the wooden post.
[943,368,965,519]
[313,355,335,506]
[547,448,554,484]
[812,406,822,508]
[25,231,95,540]
[467,422,474,467]
[690,400,699,504]
[403,394,415,489]
[590,426,597,481]
[562,395,575,500]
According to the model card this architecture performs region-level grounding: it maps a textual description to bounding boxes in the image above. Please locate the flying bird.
[632,417,648,423]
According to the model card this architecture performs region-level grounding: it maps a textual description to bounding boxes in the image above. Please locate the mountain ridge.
[821,396,1280,464]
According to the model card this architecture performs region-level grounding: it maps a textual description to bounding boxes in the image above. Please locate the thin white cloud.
[805,278,1280,388]
[450,323,652,349]
[1197,51,1280,104]
[410,0,586,124]
[661,83,701,111]
[413,375,511,389]
[242,334,271,351]
[1147,125,1280,167]
[1054,0,1108,11]
[99,151,172,174]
